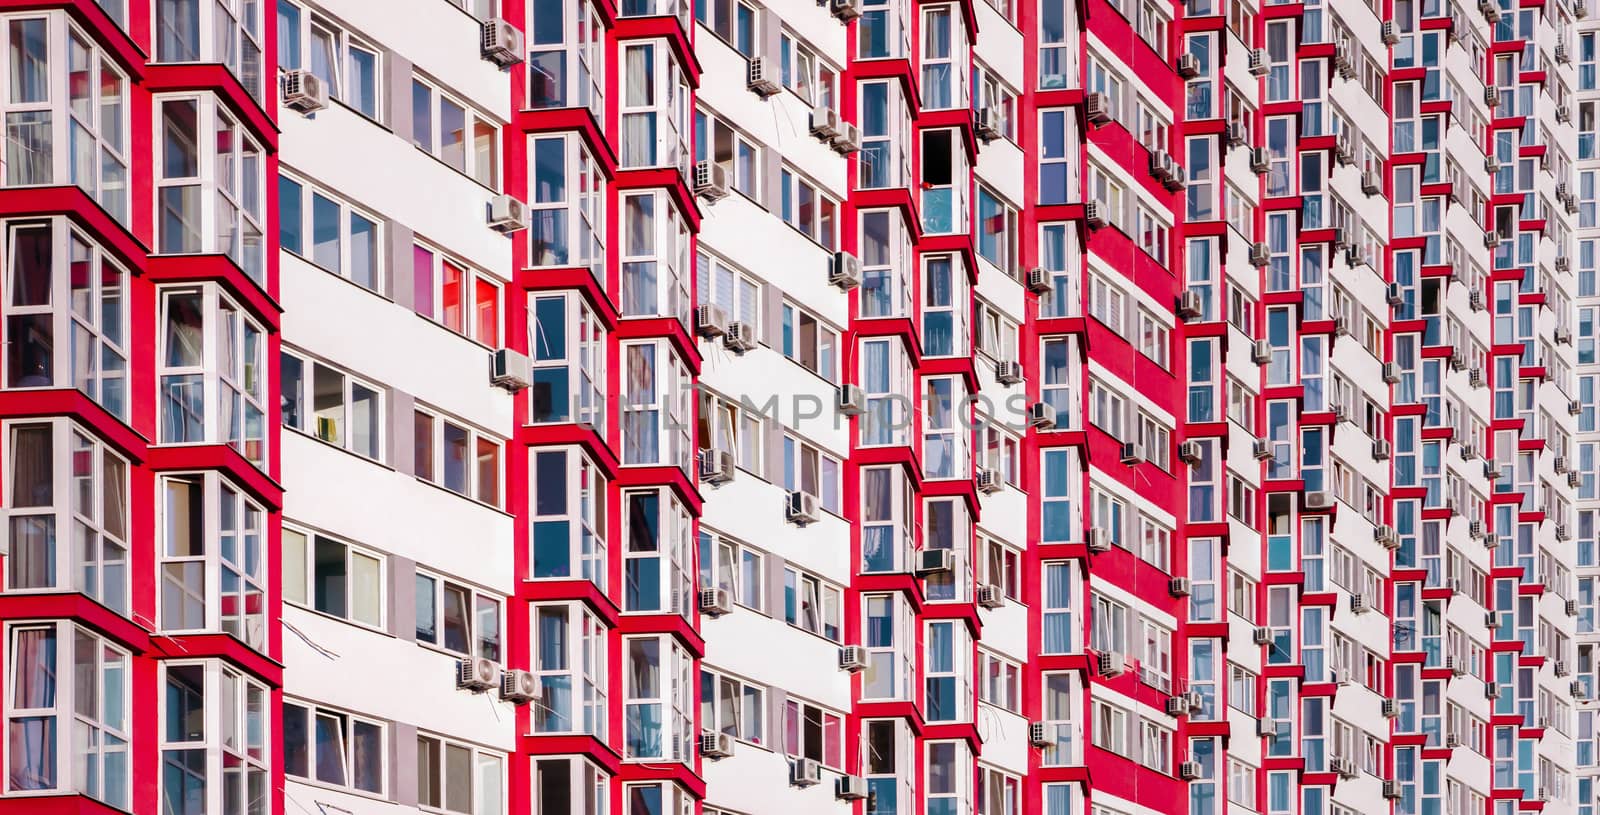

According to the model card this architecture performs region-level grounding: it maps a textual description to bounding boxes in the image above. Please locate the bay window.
[923,254,966,357]
[620,41,689,170]
[926,742,973,815]
[621,189,691,324]
[414,570,502,662]
[860,208,914,318]
[862,719,913,813]
[278,173,381,291]
[621,340,692,471]
[528,292,606,430]
[158,661,269,815]
[533,757,608,815]
[861,464,914,572]
[157,472,267,650]
[155,95,266,280]
[921,129,968,234]
[529,446,607,588]
[276,5,379,118]
[528,133,606,281]
[156,0,263,100]
[858,79,912,189]
[1040,109,1079,205]
[858,0,910,59]
[926,621,972,722]
[3,419,128,612]
[413,408,502,506]
[920,6,965,108]
[1038,223,1080,318]
[282,700,383,794]
[412,243,502,346]
[1,219,129,418]
[280,350,383,461]
[622,487,693,617]
[532,602,608,735]
[1041,448,1079,542]
[623,634,693,762]
[411,78,499,188]
[4,622,129,804]
[281,525,384,629]
[624,783,693,815]
[861,336,913,446]
[924,376,971,479]
[1040,672,1081,765]
[1041,336,1079,425]
[0,15,129,221]
[416,734,503,815]
[157,284,267,464]
[527,0,606,118]
[862,592,915,700]
[1039,0,1078,88]
[924,497,970,602]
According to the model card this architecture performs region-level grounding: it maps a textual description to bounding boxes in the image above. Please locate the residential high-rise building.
[0,1,1587,815]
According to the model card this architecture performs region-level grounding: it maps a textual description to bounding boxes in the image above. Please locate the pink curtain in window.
[8,626,57,789]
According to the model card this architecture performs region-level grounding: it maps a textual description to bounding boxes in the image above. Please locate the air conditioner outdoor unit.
[836,775,869,801]
[809,106,840,140]
[1027,266,1054,294]
[1086,92,1112,125]
[994,360,1024,386]
[701,730,735,759]
[829,251,862,290]
[1029,722,1053,747]
[457,657,499,692]
[977,469,1004,494]
[791,758,822,787]
[693,160,731,203]
[787,491,820,526]
[480,20,524,67]
[976,584,1005,609]
[700,449,735,485]
[499,669,538,703]
[1120,442,1145,466]
[699,587,733,617]
[695,304,730,339]
[490,348,531,391]
[1170,577,1192,597]
[747,56,781,97]
[282,70,329,114]
[913,548,955,577]
[487,194,528,233]
[723,321,757,353]
[838,645,868,672]
[837,384,866,416]
[1087,528,1112,553]
[1029,402,1058,430]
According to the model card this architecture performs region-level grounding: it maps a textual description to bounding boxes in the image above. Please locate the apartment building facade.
[0,1,1587,815]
